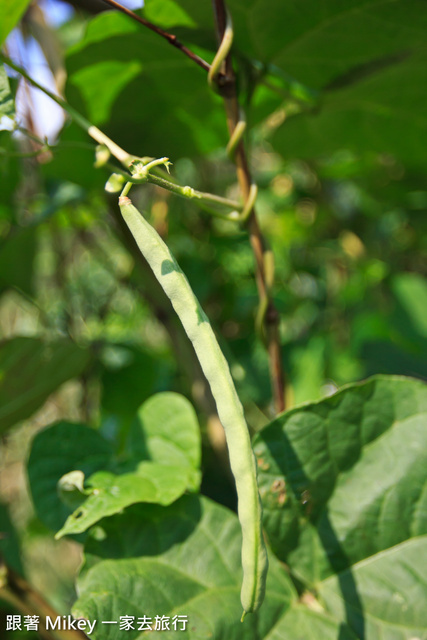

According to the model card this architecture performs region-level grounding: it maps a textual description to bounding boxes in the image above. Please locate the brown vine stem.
[98,0,212,74]
[211,0,286,414]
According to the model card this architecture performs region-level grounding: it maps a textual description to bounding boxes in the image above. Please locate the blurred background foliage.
[1,0,427,627]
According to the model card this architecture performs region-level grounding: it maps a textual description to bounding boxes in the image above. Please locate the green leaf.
[73,495,297,639]
[0,62,14,119]
[100,344,170,430]
[63,12,225,160]
[69,60,142,125]
[0,0,31,47]
[56,464,193,538]
[27,421,113,532]
[241,1,427,89]
[271,50,427,168]
[253,376,427,585]
[28,392,202,537]
[144,0,427,167]
[143,0,208,30]
[264,606,358,640]
[0,337,92,434]
[319,536,427,639]
[127,392,201,490]
[145,0,427,88]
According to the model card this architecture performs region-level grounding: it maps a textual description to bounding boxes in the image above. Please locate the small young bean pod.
[119,195,268,618]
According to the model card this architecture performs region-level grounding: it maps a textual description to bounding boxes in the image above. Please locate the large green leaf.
[73,495,298,639]
[272,49,427,167]
[264,607,358,640]
[144,0,427,87]
[127,392,201,489]
[0,62,14,118]
[143,0,427,166]
[74,495,361,638]
[0,0,31,47]
[319,536,427,639]
[27,393,202,536]
[56,1,427,168]
[241,1,427,88]
[253,376,427,585]
[252,0,427,166]
[0,336,91,433]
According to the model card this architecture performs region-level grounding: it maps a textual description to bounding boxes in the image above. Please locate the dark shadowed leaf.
[143,1,427,167]
[0,337,92,434]
[272,50,427,168]
[27,421,113,532]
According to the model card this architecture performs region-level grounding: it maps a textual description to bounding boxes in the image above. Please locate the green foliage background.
[0,1,427,639]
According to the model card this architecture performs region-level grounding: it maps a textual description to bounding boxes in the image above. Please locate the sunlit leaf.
[0,0,31,47]
[254,376,427,584]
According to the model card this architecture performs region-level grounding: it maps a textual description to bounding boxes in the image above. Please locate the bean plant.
[0,1,427,640]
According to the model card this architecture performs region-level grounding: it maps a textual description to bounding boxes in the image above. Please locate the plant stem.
[106,163,243,217]
[98,0,212,74]
[2,54,243,220]
[0,54,134,168]
[211,0,286,414]
[146,173,242,211]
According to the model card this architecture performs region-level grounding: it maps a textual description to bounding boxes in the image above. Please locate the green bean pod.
[119,195,268,617]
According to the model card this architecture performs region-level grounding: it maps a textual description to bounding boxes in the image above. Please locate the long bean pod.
[119,195,268,618]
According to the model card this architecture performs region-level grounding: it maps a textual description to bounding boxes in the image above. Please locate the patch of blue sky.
[39,0,144,27]
[39,0,74,27]
[5,0,145,139]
